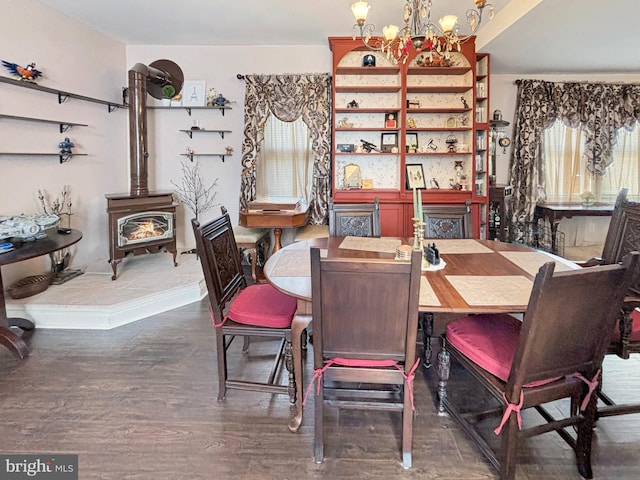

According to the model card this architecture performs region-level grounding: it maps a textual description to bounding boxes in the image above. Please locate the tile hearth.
[6,252,205,330]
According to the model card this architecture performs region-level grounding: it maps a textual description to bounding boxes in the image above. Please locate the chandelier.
[351,0,494,64]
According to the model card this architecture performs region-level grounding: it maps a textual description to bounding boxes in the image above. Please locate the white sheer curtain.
[255,115,314,203]
[543,119,640,203]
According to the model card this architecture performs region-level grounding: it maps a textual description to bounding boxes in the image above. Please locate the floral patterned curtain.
[509,79,640,241]
[239,73,332,224]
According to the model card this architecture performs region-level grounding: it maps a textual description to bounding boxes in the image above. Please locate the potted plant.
[161,85,175,106]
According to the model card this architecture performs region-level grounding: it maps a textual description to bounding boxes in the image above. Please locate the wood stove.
[106,60,183,280]
[106,192,177,281]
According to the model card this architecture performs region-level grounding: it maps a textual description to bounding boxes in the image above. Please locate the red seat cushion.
[447,314,561,387]
[228,284,297,328]
[447,313,521,382]
[632,308,640,342]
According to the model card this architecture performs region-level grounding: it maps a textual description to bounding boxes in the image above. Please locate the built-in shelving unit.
[330,36,486,237]
[0,75,124,112]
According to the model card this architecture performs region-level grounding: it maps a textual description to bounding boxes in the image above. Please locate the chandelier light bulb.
[438,15,458,34]
[383,24,400,41]
[351,2,370,25]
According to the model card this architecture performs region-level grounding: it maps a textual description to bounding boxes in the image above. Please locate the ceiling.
[33,0,640,75]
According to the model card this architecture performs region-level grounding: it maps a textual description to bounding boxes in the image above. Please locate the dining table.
[264,236,579,431]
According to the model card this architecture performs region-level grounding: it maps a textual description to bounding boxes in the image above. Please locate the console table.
[534,202,614,255]
[0,229,82,358]
[239,202,309,253]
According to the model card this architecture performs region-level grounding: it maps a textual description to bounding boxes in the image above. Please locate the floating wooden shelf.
[180,153,231,162]
[149,105,231,116]
[179,129,231,139]
[0,152,88,164]
[0,76,123,112]
[0,114,88,133]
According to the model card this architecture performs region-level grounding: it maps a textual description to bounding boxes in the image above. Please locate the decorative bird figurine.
[58,138,75,154]
[2,60,43,82]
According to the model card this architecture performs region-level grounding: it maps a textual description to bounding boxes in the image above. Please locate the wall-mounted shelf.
[149,105,231,116]
[180,153,231,162]
[0,114,88,133]
[0,76,124,112]
[179,129,231,139]
[0,152,88,164]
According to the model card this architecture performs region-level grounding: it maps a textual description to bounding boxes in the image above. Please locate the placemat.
[499,251,578,276]
[338,236,402,253]
[419,277,440,307]
[445,275,533,306]
[430,239,494,254]
[268,248,327,277]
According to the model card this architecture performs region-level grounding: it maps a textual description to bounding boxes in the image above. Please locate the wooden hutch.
[329,37,491,238]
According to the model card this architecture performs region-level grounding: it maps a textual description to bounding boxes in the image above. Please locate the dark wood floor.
[1,299,639,479]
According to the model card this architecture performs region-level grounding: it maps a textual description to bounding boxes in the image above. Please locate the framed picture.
[406,164,426,189]
[385,113,397,128]
[182,80,206,106]
[406,132,419,152]
[445,116,457,128]
[380,132,398,152]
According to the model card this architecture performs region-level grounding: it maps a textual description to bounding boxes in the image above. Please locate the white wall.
[125,45,331,247]
[1,0,127,286]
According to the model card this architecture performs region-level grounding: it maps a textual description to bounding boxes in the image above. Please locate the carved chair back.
[423,200,472,239]
[329,197,381,237]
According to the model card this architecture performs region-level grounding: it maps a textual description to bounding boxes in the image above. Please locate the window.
[543,119,640,202]
[255,115,314,203]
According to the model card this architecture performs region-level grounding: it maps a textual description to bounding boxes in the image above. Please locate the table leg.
[0,272,30,358]
[288,314,312,433]
[273,228,283,253]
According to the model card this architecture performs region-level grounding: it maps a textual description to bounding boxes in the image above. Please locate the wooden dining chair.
[329,197,381,237]
[576,188,640,419]
[192,208,310,431]
[308,246,422,468]
[422,199,472,239]
[420,199,472,367]
[437,253,638,480]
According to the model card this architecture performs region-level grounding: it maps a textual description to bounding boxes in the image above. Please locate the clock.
[498,137,511,148]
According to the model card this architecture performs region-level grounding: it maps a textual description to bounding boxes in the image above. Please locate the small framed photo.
[385,113,397,128]
[445,116,457,128]
[406,132,419,152]
[380,132,398,153]
[406,164,426,189]
[337,143,355,153]
[182,80,206,106]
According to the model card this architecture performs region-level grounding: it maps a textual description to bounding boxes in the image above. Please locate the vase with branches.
[171,160,218,253]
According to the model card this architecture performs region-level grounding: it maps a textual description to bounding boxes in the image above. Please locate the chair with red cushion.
[192,208,309,431]
[574,188,640,418]
[307,246,422,468]
[437,253,638,480]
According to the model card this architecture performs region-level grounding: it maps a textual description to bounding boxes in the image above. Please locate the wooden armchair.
[438,254,638,480]
[192,208,310,432]
[579,188,640,418]
[308,247,421,468]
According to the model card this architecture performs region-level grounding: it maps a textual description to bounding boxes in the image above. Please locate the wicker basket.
[8,273,52,299]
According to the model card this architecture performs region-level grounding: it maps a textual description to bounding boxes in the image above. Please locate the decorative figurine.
[460,96,469,108]
[58,137,74,154]
[407,117,417,129]
[338,117,354,128]
[2,60,42,82]
[213,94,229,106]
[347,99,359,108]
[206,88,218,106]
[225,146,234,155]
[363,54,376,67]
[446,135,458,153]
[430,177,440,189]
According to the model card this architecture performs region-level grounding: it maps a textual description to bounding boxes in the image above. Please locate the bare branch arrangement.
[170,160,218,221]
